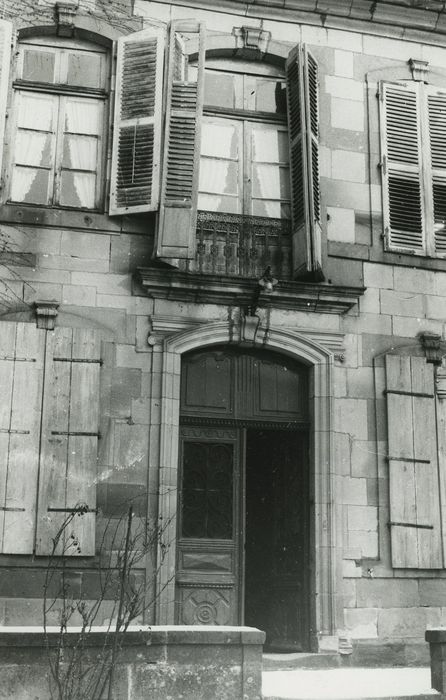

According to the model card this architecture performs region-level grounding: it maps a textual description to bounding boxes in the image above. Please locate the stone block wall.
[0,626,264,700]
[1,0,446,656]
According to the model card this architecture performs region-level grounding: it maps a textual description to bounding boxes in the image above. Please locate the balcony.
[178,211,292,279]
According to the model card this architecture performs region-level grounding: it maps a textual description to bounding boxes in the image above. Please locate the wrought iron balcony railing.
[179,211,292,279]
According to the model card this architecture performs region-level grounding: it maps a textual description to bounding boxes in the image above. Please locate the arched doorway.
[175,346,311,651]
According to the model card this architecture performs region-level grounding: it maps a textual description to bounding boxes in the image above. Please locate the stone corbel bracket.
[233,26,271,54]
[409,58,429,82]
[56,2,79,37]
[420,331,443,365]
[34,300,59,330]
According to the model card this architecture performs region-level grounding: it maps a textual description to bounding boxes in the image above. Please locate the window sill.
[0,203,122,234]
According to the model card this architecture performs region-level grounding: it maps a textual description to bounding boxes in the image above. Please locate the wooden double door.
[175,348,311,651]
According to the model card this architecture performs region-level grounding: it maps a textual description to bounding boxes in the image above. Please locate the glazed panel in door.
[176,426,241,625]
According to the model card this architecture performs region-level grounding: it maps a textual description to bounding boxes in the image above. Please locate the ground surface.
[262,667,439,699]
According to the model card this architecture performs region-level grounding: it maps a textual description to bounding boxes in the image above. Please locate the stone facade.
[0,0,446,663]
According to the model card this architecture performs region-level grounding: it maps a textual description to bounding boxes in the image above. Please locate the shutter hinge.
[0,428,30,435]
[386,456,430,464]
[48,507,98,514]
[380,155,387,174]
[384,389,434,398]
[51,430,101,438]
[53,358,102,365]
[388,521,433,530]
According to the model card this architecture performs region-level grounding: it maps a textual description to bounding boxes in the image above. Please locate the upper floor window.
[0,19,322,279]
[193,60,290,219]
[380,80,446,257]
[7,38,108,210]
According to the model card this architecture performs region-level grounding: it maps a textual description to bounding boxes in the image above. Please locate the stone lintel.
[426,629,446,644]
[148,313,346,355]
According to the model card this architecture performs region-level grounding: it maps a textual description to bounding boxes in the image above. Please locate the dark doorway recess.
[245,429,309,652]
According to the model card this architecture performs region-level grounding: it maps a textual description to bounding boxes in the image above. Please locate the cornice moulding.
[137,268,364,315]
[140,0,446,43]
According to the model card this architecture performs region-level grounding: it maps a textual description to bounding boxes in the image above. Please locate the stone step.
[263,653,342,671]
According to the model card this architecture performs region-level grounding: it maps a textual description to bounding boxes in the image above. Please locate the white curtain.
[64,99,100,208]
[199,159,237,195]
[15,131,49,167]
[10,168,39,203]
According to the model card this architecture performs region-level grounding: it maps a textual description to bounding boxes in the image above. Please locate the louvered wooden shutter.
[385,355,443,568]
[0,21,12,187]
[427,88,446,257]
[380,82,426,253]
[36,328,101,556]
[109,27,165,216]
[155,20,206,261]
[0,323,45,554]
[286,44,322,281]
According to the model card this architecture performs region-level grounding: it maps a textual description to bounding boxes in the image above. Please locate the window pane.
[22,49,55,83]
[204,72,236,109]
[65,99,102,135]
[10,167,50,205]
[16,131,53,168]
[67,52,103,89]
[252,200,291,218]
[199,159,238,195]
[182,441,233,540]
[255,78,286,114]
[252,129,288,163]
[17,93,55,131]
[59,171,96,208]
[252,164,290,199]
[62,135,98,170]
[201,122,239,159]
[197,193,240,213]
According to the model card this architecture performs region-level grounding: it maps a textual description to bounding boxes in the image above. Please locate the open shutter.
[286,44,322,281]
[155,20,206,261]
[0,323,44,554]
[380,82,425,254]
[0,20,12,186]
[427,87,446,257]
[109,27,165,215]
[36,328,101,556]
[385,355,443,568]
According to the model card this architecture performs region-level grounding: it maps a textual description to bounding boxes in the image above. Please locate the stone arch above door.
[151,320,340,648]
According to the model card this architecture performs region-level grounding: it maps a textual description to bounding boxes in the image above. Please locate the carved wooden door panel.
[175,426,241,625]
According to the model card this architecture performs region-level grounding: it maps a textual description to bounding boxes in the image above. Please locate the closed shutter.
[0,20,12,186]
[109,27,165,215]
[0,323,45,554]
[36,328,101,556]
[155,20,206,261]
[427,88,446,257]
[380,82,426,254]
[385,355,443,568]
[286,44,322,281]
